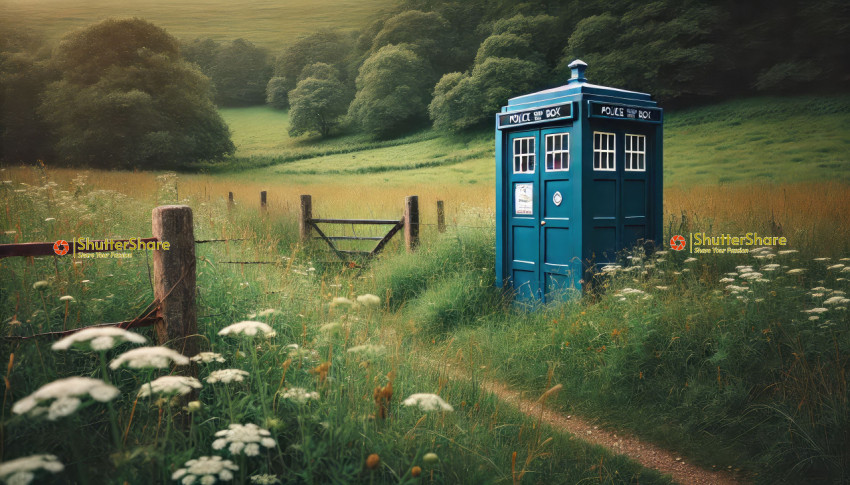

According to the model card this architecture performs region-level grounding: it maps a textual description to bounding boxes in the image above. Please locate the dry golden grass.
[7,166,847,254]
[665,182,850,255]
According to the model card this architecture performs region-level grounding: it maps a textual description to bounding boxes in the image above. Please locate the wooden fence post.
[152,205,198,362]
[300,194,312,244]
[404,195,419,252]
[436,200,446,233]
[228,192,234,212]
[260,191,267,212]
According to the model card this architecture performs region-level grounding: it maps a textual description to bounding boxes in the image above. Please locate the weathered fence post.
[436,200,446,233]
[228,192,234,212]
[152,205,198,361]
[300,195,312,244]
[260,191,267,212]
[404,195,419,252]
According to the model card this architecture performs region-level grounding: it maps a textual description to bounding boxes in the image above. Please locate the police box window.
[545,133,569,171]
[593,132,615,171]
[625,134,646,171]
[513,137,535,174]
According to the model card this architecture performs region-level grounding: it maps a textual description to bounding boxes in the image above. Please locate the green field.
[1,0,395,49]
[220,95,850,187]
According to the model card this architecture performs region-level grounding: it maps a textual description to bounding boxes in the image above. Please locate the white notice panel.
[515,183,533,215]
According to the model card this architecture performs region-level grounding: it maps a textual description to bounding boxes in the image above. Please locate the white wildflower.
[827,264,845,271]
[843,267,850,273]
[205,369,249,384]
[655,286,669,291]
[110,346,190,369]
[12,377,119,420]
[212,424,276,456]
[684,257,698,263]
[787,268,805,275]
[191,352,225,364]
[172,456,238,484]
[778,250,798,255]
[346,344,385,358]
[601,265,621,273]
[614,288,646,297]
[330,297,354,309]
[814,257,830,262]
[138,376,202,397]
[52,327,147,351]
[739,272,763,280]
[719,277,736,283]
[725,285,749,292]
[280,387,319,404]
[218,321,276,338]
[356,294,381,307]
[824,296,850,305]
[809,316,820,321]
[44,218,56,222]
[58,295,75,302]
[32,281,48,290]
[811,287,828,291]
[802,308,829,314]
[402,393,454,412]
[762,264,780,271]
[250,474,280,485]
[0,454,64,485]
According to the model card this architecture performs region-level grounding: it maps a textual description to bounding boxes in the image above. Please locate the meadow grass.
[0,171,675,484]
[1,0,395,51]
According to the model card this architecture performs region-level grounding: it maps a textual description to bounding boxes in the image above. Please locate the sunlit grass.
[1,0,395,50]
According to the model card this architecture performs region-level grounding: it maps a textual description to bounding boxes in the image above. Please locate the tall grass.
[0,169,674,484]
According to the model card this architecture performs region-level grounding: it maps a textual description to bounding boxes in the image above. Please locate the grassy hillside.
[1,0,395,50]
[220,95,850,187]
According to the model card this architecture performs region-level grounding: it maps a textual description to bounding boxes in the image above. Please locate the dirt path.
[435,361,745,485]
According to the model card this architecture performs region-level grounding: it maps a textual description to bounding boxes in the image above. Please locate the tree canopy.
[287,63,352,137]
[39,18,234,169]
[347,44,433,138]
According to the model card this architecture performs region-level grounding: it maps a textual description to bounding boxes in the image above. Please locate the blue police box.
[495,60,663,302]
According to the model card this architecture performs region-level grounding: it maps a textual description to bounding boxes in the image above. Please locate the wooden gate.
[299,195,419,262]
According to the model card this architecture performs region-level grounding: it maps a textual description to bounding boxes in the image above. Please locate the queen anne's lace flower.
[0,454,64,485]
[329,297,354,309]
[172,456,238,484]
[138,376,202,397]
[212,423,277,456]
[356,294,381,307]
[12,377,119,420]
[191,352,225,364]
[110,346,190,369]
[402,393,454,412]
[346,344,385,358]
[250,474,280,484]
[205,369,249,384]
[218,321,276,338]
[52,327,147,351]
[279,387,319,403]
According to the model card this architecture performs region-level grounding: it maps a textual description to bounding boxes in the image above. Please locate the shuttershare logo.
[53,240,69,256]
[669,235,686,251]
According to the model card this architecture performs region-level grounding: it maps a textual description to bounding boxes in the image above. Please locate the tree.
[265,76,289,109]
[428,72,485,132]
[0,27,56,163]
[347,44,433,138]
[39,18,234,169]
[287,65,351,137]
[370,10,456,73]
[271,30,353,108]
[210,39,272,106]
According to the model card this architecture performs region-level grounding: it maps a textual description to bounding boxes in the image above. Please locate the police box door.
[588,123,652,265]
[506,127,579,302]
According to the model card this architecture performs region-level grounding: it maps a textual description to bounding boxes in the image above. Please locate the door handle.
[540,221,546,226]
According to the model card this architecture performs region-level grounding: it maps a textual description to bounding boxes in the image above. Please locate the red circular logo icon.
[669,235,686,251]
[53,240,69,256]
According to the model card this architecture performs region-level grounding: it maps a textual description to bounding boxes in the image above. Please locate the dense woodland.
[1,0,848,168]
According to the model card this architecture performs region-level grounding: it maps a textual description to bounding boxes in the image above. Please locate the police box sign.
[588,101,662,123]
[498,103,574,128]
